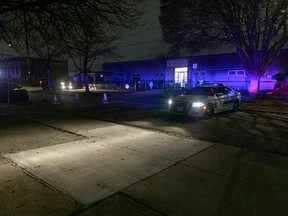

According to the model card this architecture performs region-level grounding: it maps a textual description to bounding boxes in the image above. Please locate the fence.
[81,79,276,92]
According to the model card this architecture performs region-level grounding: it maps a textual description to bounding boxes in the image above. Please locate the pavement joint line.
[52,108,288,158]
[15,104,288,158]
[3,155,84,209]
[118,191,167,216]
[50,109,200,140]
[23,117,89,139]
[240,108,288,115]
[215,148,246,215]
[179,150,288,194]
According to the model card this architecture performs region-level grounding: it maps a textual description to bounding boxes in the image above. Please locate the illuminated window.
[175,67,188,87]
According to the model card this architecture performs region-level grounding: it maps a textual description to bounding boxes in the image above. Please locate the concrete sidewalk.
[3,122,212,212]
[2,119,288,215]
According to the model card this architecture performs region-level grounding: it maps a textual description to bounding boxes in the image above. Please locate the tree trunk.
[249,73,261,95]
[85,73,89,93]
[46,64,51,89]
[82,59,90,93]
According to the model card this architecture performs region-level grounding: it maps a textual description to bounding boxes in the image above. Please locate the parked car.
[0,82,30,104]
[40,77,73,90]
[168,84,241,118]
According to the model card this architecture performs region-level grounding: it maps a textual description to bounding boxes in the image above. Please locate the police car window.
[217,87,225,94]
[186,87,215,96]
[224,87,233,94]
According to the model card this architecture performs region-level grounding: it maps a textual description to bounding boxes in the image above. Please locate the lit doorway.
[175,67,188,87]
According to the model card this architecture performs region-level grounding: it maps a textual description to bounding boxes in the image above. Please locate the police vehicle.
[168,84,241,118]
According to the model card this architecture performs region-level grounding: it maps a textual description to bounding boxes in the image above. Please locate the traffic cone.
[52,94,59,104]
[74,92,80,101]
[102,93,108,104]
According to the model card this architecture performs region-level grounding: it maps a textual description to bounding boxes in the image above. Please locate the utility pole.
[24,10,31,86]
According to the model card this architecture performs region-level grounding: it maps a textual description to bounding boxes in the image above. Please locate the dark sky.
[0,0,232,73]
[116,0,167,61]
[0,0,166,72]
[0,0,236,74]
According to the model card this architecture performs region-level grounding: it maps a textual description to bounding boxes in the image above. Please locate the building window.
[228,70,245,76]
[228,70,236,75]
[132,73,140,83]
[237,70,245,75]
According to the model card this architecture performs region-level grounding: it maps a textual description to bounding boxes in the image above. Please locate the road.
[3,88,288,155]
[26,88,288,155]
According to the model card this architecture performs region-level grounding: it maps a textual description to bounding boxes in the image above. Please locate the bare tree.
[27,12,67,89]
[1,0,145,90]
[0,0,81,40]
[0,0,87,86]
[159,0,288,94]
[61,0,145,92]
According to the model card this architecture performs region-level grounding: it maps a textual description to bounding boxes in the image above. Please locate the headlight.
[192,102,204,107]
[68,83,72,89]
[168,99,173,105]
[60,82,65,89]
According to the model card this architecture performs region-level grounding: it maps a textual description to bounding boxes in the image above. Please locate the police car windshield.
[186,86,216,96]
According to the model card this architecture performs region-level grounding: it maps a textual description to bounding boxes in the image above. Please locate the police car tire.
[205,103,214,119]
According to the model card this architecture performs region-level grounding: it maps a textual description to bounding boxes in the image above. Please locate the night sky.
[0,0,167,73]
[117,0,167,61]
[0,0,233,73]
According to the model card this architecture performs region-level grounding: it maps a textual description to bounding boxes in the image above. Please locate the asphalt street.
[1,87,288,215]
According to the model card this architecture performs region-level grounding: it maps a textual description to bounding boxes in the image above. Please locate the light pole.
[23,10,31,86]
[193,63,198,87]
[7,63,10,107]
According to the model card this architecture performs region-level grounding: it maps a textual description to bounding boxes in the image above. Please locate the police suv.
[168,84,241,118]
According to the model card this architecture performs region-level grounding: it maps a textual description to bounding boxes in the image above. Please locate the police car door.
[224,87,236,110]
[216,87,228,111]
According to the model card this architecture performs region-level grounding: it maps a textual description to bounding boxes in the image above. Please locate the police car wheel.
[232,100,239,112]
[204,104,214,119]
